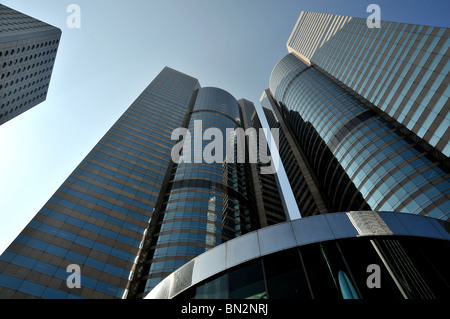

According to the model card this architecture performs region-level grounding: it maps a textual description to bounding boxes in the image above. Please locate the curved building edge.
[145,211,450,299]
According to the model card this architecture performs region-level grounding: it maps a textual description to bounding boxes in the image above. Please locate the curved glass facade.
[287,12,450,156]
[146,212,450,300]
[142,87,260,292]
[268,53,450,220]
[174,236,450,300]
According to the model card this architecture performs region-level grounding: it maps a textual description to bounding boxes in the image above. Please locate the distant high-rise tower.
[0,4,61,125]
[0,67,286,299]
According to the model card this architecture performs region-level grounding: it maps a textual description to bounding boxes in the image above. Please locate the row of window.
[155,231,221,247]
[175,163,223,175]
[0,20,56,32]
[5,234,130,280]
[1,48,57,70]
[119,114,180,146]
[115,118,178,149]
[58,185,154,222]
[85,151,166,183]
[120,112,181,143]
[0,39,59,58]
[1,56,55,73]
[139,91,194,115]
[103,135,171,164]
[48,196,145,235]
[89,144,168,176]
[148,257,198,276]
[0,70,51,92]
[74,164,162,195]
[0,92,46,120]
[96,142,169,168]
[0,273,81,299]
[67,174,158,213]
[26,220,136,263]
[38,206,140,247]
[189,112,238,129]
[1,82,48,102]
[168,189,222,202]
[130,102,184,127]
[0,252,124,298]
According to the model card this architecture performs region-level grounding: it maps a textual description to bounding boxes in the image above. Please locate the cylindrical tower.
[140,87,261,293]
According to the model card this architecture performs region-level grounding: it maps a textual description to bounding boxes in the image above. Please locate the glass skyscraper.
[0,9,449,301]
[286,11,449,157]
[0,4,61,126]
[126,89,287,299]
[146,11,449,300]
[262,12,449,220]
[130,87,260,296]
[0,67,286,299]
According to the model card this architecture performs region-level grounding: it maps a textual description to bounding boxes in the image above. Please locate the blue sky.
[0,0,449,254]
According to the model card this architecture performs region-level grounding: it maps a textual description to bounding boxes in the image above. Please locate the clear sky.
[0,0,449,255]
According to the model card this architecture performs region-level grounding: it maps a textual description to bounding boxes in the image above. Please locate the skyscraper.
[125,91,287,299]
[0,67,286,299]
[0,4,61,126]
[261,12,449,220]
[286,11,449,157]
[146,11,450,300]
[1,8,449,301]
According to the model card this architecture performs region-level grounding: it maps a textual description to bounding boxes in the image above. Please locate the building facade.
[264,51,449,220]
[126,90,287,299]
[0,67,201,298]
[145,12,450,300]
[261,94,330,217]
[146,211,450,300]
[0,67,286,299]
[128,87,260,297]
[0,4,61,125]
[238,98,287,226]
[286,11,449,157]
[261,12,449,220]
[1,9,448,301]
